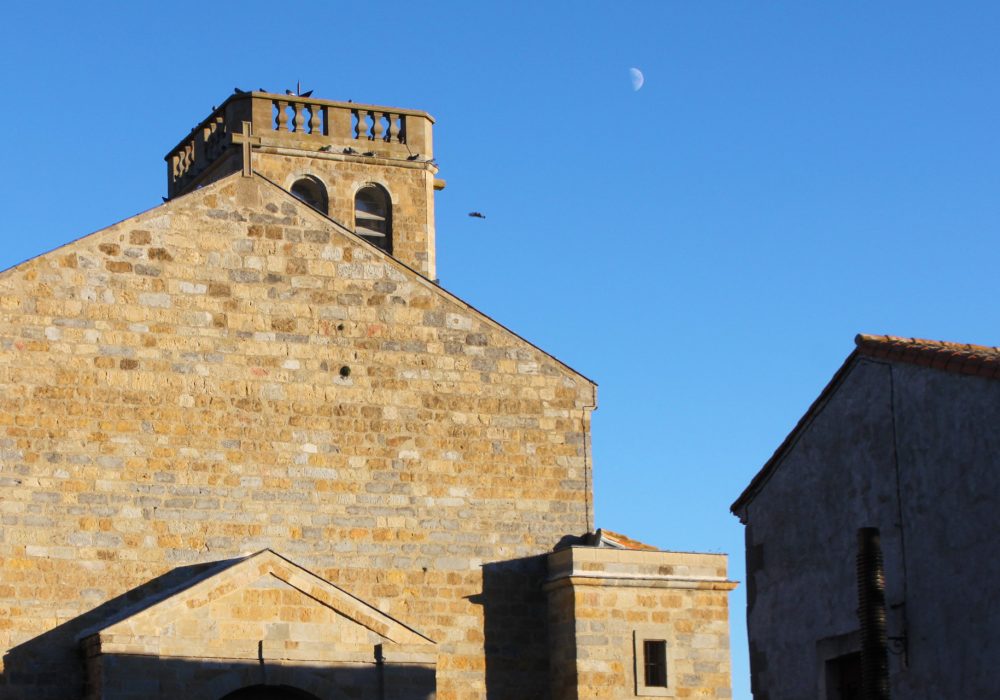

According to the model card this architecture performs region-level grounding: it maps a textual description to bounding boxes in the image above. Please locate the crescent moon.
[629,67,644,92]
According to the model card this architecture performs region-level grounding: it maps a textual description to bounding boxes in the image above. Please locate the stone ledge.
[92,637,437,666]
[547,545,733,583]
[542,575,738,592]
[255,145,439,171]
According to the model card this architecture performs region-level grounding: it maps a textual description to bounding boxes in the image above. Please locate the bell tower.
[165,89,442,279]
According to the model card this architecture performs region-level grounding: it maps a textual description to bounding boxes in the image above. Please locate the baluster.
[276,100,289,131]
[213,116,225,156]
[203,120,216,157]
[371,112,385,141]
[178,146,189,179]
[293,102,305,133]
[387,113,400,143]
[309,104,321,134]
[354,110,369,139]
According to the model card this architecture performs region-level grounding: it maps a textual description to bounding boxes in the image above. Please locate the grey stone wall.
[738,356,1000,699]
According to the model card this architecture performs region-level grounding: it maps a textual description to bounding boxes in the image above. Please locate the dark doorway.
[826,651,862,700]
[221,685,321,700]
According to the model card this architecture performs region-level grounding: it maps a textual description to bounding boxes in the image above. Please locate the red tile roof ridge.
[855,333,1000,379]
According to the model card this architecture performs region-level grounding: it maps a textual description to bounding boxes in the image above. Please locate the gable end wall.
[0,174,594,700]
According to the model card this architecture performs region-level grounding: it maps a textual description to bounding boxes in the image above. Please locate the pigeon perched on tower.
[285,81,313,98]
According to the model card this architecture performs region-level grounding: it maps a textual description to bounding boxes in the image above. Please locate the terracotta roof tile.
[589,529,659,551]
[854,334,1000,379]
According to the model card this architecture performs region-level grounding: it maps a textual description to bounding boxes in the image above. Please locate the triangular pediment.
[85,550,433,664]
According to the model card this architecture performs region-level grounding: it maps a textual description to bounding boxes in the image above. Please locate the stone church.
[0,89,735,699]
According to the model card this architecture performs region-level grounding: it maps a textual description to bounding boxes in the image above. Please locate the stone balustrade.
[166,91,434,198]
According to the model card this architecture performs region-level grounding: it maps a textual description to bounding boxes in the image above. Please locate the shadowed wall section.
[84,656,435,700]
[476,556,551,699]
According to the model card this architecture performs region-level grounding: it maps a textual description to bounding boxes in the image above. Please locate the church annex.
[0,90,735,700]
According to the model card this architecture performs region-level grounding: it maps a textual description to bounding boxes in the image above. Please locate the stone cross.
[232,121,261,177]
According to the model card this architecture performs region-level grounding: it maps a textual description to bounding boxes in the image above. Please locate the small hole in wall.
[337,323,344,331]
[339,366,351,378]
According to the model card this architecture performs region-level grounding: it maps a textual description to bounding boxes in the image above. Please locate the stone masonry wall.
[81,551,436,700]
[252,152,438,281]
[181,147,438,280]
[546,548,734,700]
[0,173,595,699]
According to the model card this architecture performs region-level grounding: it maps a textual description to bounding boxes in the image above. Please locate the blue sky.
[3,3,1000,697]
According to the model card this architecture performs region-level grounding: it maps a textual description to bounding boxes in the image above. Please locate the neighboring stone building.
[731,334,1000,700]
[0,90,736,699]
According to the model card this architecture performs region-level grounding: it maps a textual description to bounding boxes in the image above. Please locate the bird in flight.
[468,212,486,219]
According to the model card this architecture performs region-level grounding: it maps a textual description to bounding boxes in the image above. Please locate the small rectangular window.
[643,640,668,688]
[634,629,672,696]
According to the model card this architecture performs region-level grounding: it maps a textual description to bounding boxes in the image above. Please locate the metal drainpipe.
[857,527,890,700]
